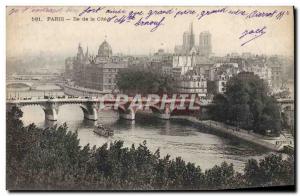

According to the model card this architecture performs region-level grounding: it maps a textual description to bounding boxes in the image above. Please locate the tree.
[244,154,294,187]
[207,81,217,95]
[204,162,235,190]
[210,72,282,135]
[243,159,262,187]
[209,94,228,122]
[116,67,177,95]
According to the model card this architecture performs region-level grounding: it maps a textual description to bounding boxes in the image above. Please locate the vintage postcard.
[6,6,295,191]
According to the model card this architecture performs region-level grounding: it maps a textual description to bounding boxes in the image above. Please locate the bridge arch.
[46,102,99,121]
[18,105,45,124]
[80,104,89,115]
[6,81,33,87]
[148,104,174,120]
[54,104,84,120]
[12,103,58,121]
[149,105,161,114]
[117,106,137,120]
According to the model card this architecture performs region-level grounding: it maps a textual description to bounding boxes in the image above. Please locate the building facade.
[176,70,207,97]
[65,40,128,92]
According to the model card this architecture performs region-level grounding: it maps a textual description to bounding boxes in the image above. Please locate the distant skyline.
[7,6,294,58]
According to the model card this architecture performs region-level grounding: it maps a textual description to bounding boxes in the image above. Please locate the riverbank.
[171,116,294,152]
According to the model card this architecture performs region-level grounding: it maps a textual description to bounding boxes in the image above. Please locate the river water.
[7,84,272,172]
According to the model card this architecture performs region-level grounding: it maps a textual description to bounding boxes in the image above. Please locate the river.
[7,84,272,172]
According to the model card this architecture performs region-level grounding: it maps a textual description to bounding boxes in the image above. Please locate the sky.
[6,6,294,58]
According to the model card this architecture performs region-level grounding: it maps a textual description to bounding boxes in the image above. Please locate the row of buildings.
[65,23,286,97]
[171,53,281,97]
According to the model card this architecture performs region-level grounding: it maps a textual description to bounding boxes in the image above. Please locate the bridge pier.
[119,108,136,120]
[83,108,98,121]
[41,102,59,121]
[150,103,172,120]
[43,107,58,121]
[81,102,98,121]
[118,106,137,120]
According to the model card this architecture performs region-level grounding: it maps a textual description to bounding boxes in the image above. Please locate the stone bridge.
[6,96,212,121]
[6,80,34,88]
[6,80,63,91]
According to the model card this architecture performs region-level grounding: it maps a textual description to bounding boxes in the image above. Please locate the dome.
[98,40,112,57]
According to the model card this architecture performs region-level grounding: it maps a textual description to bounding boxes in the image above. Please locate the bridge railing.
[6,96,213,105]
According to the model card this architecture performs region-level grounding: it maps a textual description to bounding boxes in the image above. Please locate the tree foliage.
[116,67,177,95]
[210,73,282,135]
[7,107,293,190]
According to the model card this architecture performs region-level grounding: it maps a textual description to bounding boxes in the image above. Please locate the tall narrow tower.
[77,43,84,61]
[189,22,195,49]
[199,31,212,57]
[182,22,195,54]
[85,47,89,60]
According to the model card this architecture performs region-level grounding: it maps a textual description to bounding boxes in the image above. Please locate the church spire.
[189,22,195,52]
[78,43,83,53]
[77,43,84,61]
[190,22,194,35]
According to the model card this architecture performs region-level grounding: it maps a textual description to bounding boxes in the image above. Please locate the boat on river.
[93,124,114,137]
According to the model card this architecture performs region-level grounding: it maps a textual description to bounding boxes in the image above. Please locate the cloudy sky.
[7,6,294,58]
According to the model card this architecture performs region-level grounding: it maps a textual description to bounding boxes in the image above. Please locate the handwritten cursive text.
[239,26,267,46]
